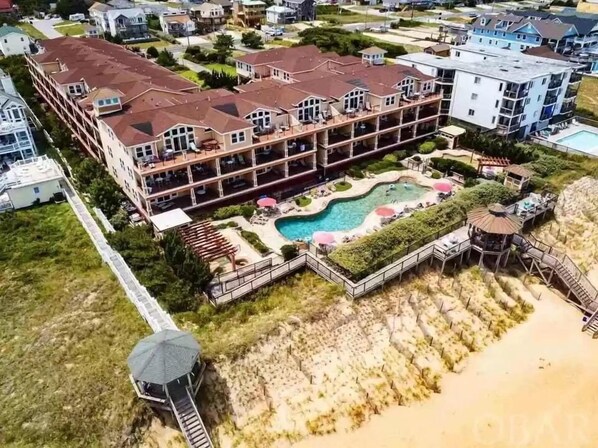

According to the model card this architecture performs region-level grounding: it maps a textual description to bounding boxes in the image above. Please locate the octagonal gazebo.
[127,330,204,410]
[467,203,523,271]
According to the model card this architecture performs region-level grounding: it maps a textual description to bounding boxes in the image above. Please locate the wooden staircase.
[514,234,598,336]
[170,387,213,448]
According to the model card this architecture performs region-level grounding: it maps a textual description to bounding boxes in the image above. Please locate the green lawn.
[318,13,373,24]
[179,69,205,86]
[205,63,237,76]
[577,75,598,117]
[53,19,77,26]
[268,39,297,47]
[18,22,47,40]
[54,23,85,36]
[0,203,149,447]
[134,39,172,49]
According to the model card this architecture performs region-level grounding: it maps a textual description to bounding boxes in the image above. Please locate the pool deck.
[213,169,450,255]
[534,122,598,156]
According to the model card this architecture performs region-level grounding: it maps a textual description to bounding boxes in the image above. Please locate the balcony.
[544,94,558,105]
[219,153,252,174]
[569,72,583,83]
[134,147,222,175]
[559,103,575,115]
[287,139,313,156]
[327,131,351,145]
[190,163,217,182]
[150,195,192,214]
[195,185,220,205]
[564,87,577,99]
[222,177,254,195]
[417,122,436,137]
[548,76,563,89]
[401,126,415,141]
[354,121,377,137]
[326,149,350,165]
[0,139,33,156]
[402,111,417,124]
[353,142,375,157]
[255,148,283,165]
[379,115,400,130]
[145,170,190,195]
[500,105,524,116]
[288,158,313,176]
[256,168,284,186]
[418,106,439,120]
[377,133,399,149]
[504,87,529,99]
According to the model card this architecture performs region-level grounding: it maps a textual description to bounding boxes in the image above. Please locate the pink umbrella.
[375,206,395,217]
[433,182,453,193]
[312,231,335,245]
[257,197,277,208]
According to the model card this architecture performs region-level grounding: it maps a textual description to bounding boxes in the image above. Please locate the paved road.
[29,18,63,39]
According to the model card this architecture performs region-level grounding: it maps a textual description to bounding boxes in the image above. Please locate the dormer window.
[344,89,365,111]
[297,97,321,122]
[164,126,194,152]
[97,97,120,107]
[249,110,271,130]
[68,84,84,96]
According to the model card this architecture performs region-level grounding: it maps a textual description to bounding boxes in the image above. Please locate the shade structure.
[128,330,200,385]
[467,203,522,235]
[433,182,453,193]
[257,197,277,208]
[312,231,335,245]
[375,206,395,217]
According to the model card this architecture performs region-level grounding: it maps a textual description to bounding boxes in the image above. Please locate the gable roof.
[359,46,387,55]
[473,13,577,40]
[235,44,320,66]
[0,25,25,38]
[89,1,113,11]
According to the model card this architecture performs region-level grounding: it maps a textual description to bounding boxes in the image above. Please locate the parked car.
[265,28,284,36]
[369,25,389,33]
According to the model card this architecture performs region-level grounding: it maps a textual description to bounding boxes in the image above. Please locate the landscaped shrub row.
[348,149,409,178]
[430,157,478,179]
[328,182,517,279]
[241,230,270,255]
[213,204,257,220]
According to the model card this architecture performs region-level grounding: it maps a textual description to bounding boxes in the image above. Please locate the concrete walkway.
[29,18,63,39]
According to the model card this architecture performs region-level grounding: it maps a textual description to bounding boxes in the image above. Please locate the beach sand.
[294,285,598,448]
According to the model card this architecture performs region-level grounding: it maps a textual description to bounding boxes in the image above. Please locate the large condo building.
[27,38,440,217]
[397,44,582,139]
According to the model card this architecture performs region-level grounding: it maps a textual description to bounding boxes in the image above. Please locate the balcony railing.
[0,140,33,155]
[504,88,528,99]
[195,187,220,205]
[219,157,251,174]
[327,132,351,145]
[379,116,400,130]
[255,150,283,165]
[564,87,577,99]
[402,113,416,124]
[570,72,583,83]
[354,121,377,137]
[548,78,563,89]
[288,159,313,176]
[222,178,253,195]
[191,164,216,182]
[500,106,524,116]
[146,172,190,195]
[256,169,284,187]
[287,139,312,156]
[544,94,558,105]
[326,151,349,165]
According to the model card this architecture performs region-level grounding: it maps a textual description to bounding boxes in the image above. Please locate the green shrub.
[213,204,257,220]
[295,196,312,207]
[347,166,365,178]
[432,136,449,150]
[146,46,159,58]
[524,153,575,178]
[334,181,352,192]
[241,230,270,255]
[214,221,239,230]
[431,171,441,179]
[393,150,408,160]
[281,244,299,261]
[418,141,436,154]
[328,182,516,278]
[430,157,478,179]
[383,153,398,163]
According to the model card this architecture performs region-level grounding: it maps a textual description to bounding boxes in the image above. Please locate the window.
[344,89,365,111]
[529,81,534,88]
[542,78,546,85]
[384,96,396,106]
[516,34,521,40]
[164,126,194,152]
[498,82,503,91]
[478,38,482,43]
[489,39,493,45]
[471,93,478,100]
[491,116,496,124]
[525,98,531,105]
[474,76,481,84]
[119,159,125,170]
[455,51,460,57]
[68,84,83,96]
[533,110,538,118]
[495,100,499,108]
[537,95,541,102]
[135,144,153,159]
[231,131,245,144]
[468,109,475,116]
[522,114,526,121]
[522,35,527,40]
[249,110,271,129]
[493,31,497,36]
[298,97,321,122]
[33,186,40,194]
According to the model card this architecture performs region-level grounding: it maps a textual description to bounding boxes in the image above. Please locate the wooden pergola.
[477,156,511,175]
[178,221,238,268]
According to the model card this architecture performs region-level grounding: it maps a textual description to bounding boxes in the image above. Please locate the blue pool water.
[556,130,598,155]
[276,182,429,241]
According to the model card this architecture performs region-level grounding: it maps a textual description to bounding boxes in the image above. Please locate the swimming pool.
[276,182,429,241]
[556,130,598,155]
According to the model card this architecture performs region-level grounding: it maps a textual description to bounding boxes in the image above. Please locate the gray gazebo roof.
[127,330,200,385]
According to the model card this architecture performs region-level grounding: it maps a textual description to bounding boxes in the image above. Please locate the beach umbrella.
[375,206,395,217]
[433,182,453,193]
[257,197,277,208]
[312,231,335,245]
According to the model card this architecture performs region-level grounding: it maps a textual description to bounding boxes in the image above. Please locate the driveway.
[29,18,62,39]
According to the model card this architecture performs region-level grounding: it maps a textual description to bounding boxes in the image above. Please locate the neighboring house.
[0,68,37,169]
[160,12,195,37]
[232,0,266,27]
[89,2,149,40]
[359,46,387,65]
[0,25,31,55]
[425,43,451,57]
[0,0,16,17]
[189,3,227,33]
[83,23,100,38]
[266,5,295,25]
[211,0,233,17]
[28,38,441,218]
[397,44,583,139]
[274,0,314,22]
[439,23,471,46]
[0,156,63,212]
[577,0,598,14]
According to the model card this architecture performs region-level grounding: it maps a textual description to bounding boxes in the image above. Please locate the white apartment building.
[396,44,582,138]
[0,69,37,169]
[0,25,32,56]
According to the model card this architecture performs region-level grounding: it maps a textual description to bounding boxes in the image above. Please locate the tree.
[55,0,87,19]
[146,46,159,58]
[200,70,238,90]
[109,208,129,231]
[73,158,103,190]
[281,244,299,261]
[241,31,264,49]
[213,34,234,63]
[87,176,125,218]
[156,49,176,67]
[162,231,213,293]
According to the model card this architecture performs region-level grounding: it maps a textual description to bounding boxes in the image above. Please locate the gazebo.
[127,330,205,410]
[503,164,533,192]
[467,203,523,271]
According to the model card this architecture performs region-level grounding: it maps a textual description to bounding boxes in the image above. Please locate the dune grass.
[176,272,343,359]
[0,203,149,447]
[18,22,47,40]
[577,75,598,116]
